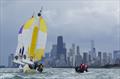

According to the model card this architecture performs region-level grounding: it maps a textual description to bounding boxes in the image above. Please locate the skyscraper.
[75,45,82,66]
[67,48,73,66]
[72,44,75,66]
[76,45,80,55]
[57,36,64,59]
[108,53,113,64]
[67,44,75,67]
[56,36,67,67]
[113,50,120,64]
[50,44,57,59]
[83,52,89,64]
[103,52,108,65]
[88,51,91,63]
[98,51,102,65]
[63,43,67,63]
[90,40,96,61]
[50,44,57,67]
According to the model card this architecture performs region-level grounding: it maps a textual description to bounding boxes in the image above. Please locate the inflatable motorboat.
[75,64,88,73]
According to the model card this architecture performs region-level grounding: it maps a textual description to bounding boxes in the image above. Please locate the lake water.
[0,68,120,79]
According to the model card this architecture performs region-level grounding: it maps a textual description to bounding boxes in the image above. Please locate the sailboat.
[13,9,47,73]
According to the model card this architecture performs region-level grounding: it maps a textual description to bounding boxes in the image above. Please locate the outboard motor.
[37,64,43,72]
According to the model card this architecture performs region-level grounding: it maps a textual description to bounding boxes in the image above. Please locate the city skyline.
[0,0,120,66]
[2,35,120,67]
[48,36,120,67]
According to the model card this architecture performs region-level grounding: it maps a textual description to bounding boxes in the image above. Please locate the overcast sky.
[0,0,120,66]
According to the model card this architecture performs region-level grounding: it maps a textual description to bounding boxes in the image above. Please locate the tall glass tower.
[90,40,96,60]
[57,36,64,59]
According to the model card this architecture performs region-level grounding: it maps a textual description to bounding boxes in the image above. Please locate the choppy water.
[0,68,120,79]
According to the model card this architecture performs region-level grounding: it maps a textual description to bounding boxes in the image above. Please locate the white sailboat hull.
[13,60,25,65]
[22,59,34,65]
